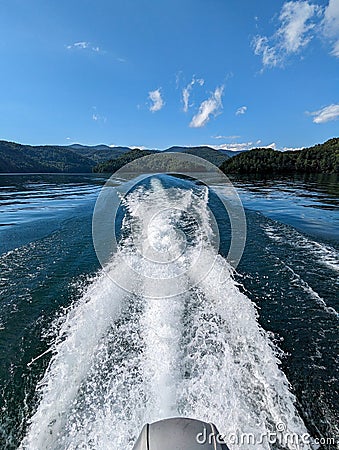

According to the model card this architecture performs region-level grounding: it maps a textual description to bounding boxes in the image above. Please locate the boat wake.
[21,178,311,450]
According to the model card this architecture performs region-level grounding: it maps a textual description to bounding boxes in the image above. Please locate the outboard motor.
[133,417,230,450]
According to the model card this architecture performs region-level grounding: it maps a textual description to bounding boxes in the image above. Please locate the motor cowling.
[133,417,230,450]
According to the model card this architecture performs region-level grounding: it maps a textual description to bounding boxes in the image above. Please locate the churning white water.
[21,179,311,450]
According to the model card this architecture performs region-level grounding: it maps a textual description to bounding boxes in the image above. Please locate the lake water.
[0,173,337,449]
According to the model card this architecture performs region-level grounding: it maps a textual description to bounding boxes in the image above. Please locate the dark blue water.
[0,173,337,449]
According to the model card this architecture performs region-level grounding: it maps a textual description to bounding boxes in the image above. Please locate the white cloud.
[262,142,277,150]
[175,71,183,90]
[182,77,205,112]
[236,106,247,115]
[253,36,279,67]
[108,144,146,150]
[331,39,339,56]
[189,86,224,128]
[206,140,277,151]
[67,41,89,50]
[323,0,339,34]
[148,89,164,112]
[278,1,319,52]
[322,0,339,57]
[92,107,107,123]
[210,141,254,151]
[281,146,305,151]
[129,145,148,150]
[182,87,190,113]
[309,103,339,123]
[253,1,320,68]
[212,135,241,140]
[67,41,101,53]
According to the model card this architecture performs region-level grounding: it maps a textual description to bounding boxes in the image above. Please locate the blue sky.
[0,0,338,150]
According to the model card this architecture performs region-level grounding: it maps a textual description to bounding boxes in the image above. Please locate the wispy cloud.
[182,87,190,113]
[149,89,164,112]
[92,106,107,123]
[182,77,205,112]
[281,146,305,151]
[253,1,320,68]
[253,36,279,67]
[67,42,127,62]
[175,71,183,90]
[322,0,339,57]
[190,86,224,128]
[212,135,241,140]
[67,41,89,50]
[309,104,339,123]
[129,145,148,150]
[210,141,255,151]
[278,1,319,52]
[331,40,339,57]
[236,106,247,115]
[207,140,276,151]
[67,41,101,53]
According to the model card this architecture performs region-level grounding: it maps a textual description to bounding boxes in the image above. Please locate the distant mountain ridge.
[0,141,231,173]
[0,138,337,174]
[220,138,339,174]
[165,146,243,159]
[68,144,112,150]
[0,141,135,173]
[0,141,94,173]
[68,145,134,164]
[163,146,230,167]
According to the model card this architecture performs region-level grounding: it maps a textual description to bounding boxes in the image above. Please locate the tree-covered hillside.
[0,141,135,173]
[220,138,339,174]
[68,145,131,163]
[0,138,338,174]
[93,148,217,173]
[93,149,157,173]
[183,147,229,166]
[0,141,94,173]
[165,146,229,166]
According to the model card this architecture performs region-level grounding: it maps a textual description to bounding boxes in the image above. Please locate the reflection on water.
[0,172,338,243]
[226,173,339,240]
[0,174,111,254]
[0,174,110,227]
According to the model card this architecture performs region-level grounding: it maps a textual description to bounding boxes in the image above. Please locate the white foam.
[283,260,338,318]
[263,224,339,273]
[21,179,312,450]
[179,253,310,449]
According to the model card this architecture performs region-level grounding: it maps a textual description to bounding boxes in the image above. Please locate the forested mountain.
[94,146,230,173]
[166,146,241,160]
[93,149,157,173]
[0,141,93,173]
[0,141,134,172]
[0,138,338,174]
[220,138,339,174]
[166,146,229,166]
[93,148,215,173]
[68,145,132,163]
